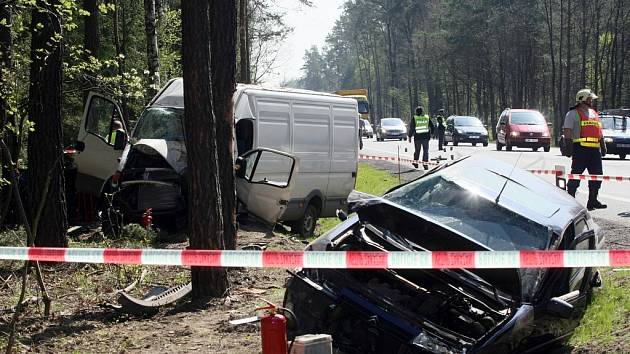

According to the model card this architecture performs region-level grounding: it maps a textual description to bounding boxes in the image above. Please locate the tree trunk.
[565,0,572,115]
[144,0,161,96]
[181,0,229,298]
[0,4,14,227]
[27,0,68,247]
[238,0,250,83]
[210,0,237,251]
[83,0,100,59]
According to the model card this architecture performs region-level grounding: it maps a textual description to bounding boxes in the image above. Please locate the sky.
[266,0,346,85]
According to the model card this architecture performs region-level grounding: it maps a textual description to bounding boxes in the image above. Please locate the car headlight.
[510,131,520,137]
[604,137,613,143]
[456,129,463,134]
[542,132,549,137]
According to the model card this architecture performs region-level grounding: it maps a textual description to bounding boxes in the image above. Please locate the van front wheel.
[292,204,318,238]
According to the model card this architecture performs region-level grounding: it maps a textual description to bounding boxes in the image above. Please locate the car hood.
[456,125,487,134]
[120,139,188,173]
[603,128,630,138]
[509,124,548,133]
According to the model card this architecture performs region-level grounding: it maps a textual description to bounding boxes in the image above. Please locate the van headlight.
[511,131,520,137]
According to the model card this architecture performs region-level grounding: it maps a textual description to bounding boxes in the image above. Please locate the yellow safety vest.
[414,114,430,134]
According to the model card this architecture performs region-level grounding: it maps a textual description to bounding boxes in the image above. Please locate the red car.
[496,109,551,152]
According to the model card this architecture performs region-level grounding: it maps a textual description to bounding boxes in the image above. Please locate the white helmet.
[576,88,598,103]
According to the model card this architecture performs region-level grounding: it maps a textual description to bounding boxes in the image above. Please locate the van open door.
[235,148,299,225]
[74,92,127,195]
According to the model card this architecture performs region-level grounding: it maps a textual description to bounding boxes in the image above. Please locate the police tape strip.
[566,174,630,182]
[1,247,629,269]
[359,154,443,166]
[526,169,562,175]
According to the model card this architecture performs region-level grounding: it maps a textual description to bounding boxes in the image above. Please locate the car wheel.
[399,138,403,141]
[496,141,503,151]
[444,140,448,146]
[472,143,477,147]
[291,203,318,238]
[544,145,550,152]
[453,140,458,146]
[506,142,512,151]
[532,147,539,152]
[620,153,627,160]
[483,141,488,147]
[98,188,123,238]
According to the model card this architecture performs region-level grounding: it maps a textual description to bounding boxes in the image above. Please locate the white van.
[73,78,359,236]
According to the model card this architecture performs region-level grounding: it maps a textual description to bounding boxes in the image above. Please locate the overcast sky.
[266,0,346,85]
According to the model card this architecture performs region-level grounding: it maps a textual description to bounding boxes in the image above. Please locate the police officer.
[408,106,434,168]
[563,88,607,210]
[435,109,446,151]
[108,120,126,146]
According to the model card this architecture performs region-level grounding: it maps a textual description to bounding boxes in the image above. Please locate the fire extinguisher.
[257,300,288,354]
[141,208,153,229]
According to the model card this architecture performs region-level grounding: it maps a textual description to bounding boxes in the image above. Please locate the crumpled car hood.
[126,139,187,173]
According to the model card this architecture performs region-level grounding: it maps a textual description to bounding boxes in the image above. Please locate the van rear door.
[235,148,299,224]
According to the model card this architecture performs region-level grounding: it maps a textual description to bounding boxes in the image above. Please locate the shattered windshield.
[132,107,185,142]
[383,174,550,251]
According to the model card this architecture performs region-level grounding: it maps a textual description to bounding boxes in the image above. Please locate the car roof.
[507,109,541,113]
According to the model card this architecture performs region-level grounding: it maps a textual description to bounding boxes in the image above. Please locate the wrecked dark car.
[283,156,604,354]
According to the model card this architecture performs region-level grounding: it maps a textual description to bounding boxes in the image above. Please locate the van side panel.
[326,104,358,216]
[290,101,332,212]
[255,99,291,151]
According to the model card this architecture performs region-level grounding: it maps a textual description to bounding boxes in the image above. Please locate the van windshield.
[510,111,546,125]
[133,107,185,142]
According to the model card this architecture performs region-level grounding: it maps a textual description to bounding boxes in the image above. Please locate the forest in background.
[295,0,630,139]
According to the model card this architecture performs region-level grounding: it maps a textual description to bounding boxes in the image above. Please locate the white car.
[361,119,374,138]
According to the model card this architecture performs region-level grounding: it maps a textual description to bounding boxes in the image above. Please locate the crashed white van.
[73,78,359,236]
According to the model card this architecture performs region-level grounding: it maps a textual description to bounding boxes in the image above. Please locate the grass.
[570,270,630,347]
[315,162,400,238]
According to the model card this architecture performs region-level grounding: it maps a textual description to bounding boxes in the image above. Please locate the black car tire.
[473,142,477,147]
[444,140,448,146]
[532,147,539,152]
[453,140,459,146]
[620,153,627,160]
[496,141,503,151]
[291,203,319,238]
[544,145,551,152]
[399,138,403,141]
[483,141,488,147]
[506,142,512,151]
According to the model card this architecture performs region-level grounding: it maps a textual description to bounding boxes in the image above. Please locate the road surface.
[361,137,630,227]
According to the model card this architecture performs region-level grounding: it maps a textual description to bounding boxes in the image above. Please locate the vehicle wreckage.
[283,155,604,354]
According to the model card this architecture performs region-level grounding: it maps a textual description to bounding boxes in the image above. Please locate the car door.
[497,112,507,143]
[74,93,127,195]
[235,148,299,225]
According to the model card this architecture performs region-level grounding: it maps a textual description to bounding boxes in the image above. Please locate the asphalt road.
[361,137,630,227]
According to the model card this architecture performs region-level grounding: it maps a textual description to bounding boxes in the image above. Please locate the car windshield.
[601,116,627,130]
[132,107,185,142]
[454,116,483,126]
[383,170,550,252]
[510,111,546,125]
[358,101,369,114]
[382,118,403,126]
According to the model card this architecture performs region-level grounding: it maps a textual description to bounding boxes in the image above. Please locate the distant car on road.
[361,119,374,138]
[559,114,629,160]
[444,115,489,147]
[496,109,551,152]
[376,118,407,141]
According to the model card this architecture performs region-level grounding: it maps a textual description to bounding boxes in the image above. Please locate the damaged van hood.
[127,139,188,173]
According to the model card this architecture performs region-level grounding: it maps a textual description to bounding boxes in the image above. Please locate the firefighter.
[408,106,434,168]
[435,108,446,151]
[108,120,126,146]
[563,88,607,210]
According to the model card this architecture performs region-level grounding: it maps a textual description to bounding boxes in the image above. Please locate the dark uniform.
[408,106,435,168]
[563,92,607,210]
[436,110,446,150]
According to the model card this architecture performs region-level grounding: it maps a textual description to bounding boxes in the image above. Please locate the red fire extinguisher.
[257,301,288,354]
[141,208,153,229]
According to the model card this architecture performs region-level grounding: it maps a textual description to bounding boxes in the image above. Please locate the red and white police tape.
[1,247,629,269]
[359,154,443,166]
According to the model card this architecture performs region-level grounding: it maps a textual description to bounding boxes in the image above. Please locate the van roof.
[151,78,350,108]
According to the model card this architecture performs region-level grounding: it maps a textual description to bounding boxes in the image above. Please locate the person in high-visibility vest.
[408,106,435,168]
[563,88,607,210]
[108,120,126,146]
[435,108,446,151]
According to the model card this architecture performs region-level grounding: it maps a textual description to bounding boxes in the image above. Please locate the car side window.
[86,96,118,143]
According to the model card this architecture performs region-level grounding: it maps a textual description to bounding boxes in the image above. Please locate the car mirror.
[570,229,595,250]
[547,297,574,319]
[113,130,128,151]
[75,140,85,152]
[234,156,246,179]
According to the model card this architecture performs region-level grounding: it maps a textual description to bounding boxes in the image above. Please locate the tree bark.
[181,0,229,298]
[0,4,13,227]
[83,0,100,59]
[144,0,160,96]
[27,0,68,247]
[238,0,250,83]
[210,0,237,251]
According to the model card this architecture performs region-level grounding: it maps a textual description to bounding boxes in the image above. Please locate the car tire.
[496,141,503,151]
[544,145,550,152]
[472,143,477,147]
[532,147,539,152]
[292,204,318,238]
[453,140,458,146]
[620,153,627,160]
[506,142,512,151]
[444,140,448,146]
[483,141,488,147]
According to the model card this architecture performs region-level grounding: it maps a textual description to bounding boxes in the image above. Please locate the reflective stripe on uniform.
[414,115,430,134]
[109,131,117,145]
